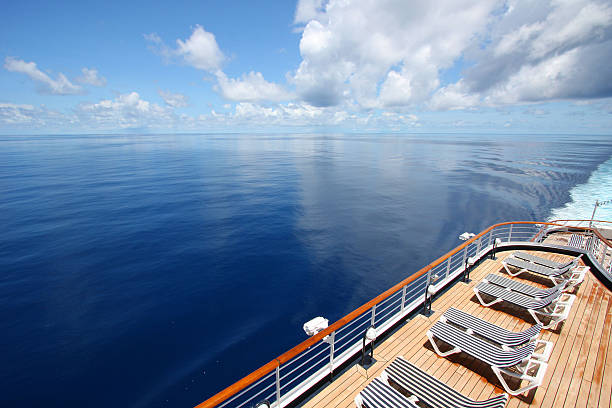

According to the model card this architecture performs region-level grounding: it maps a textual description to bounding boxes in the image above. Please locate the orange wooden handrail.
[551,219,612,225]
[195,220,607,408]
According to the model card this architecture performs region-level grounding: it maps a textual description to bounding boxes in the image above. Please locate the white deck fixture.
[459,232,476,241]
[303,317,329,336]
[365,326,377,341]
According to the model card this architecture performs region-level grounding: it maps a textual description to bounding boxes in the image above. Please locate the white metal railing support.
[328,331,335,378]
[275,366,281,407]
[421,271,433,317]
[401,285,407,312]
[370,305,376,326]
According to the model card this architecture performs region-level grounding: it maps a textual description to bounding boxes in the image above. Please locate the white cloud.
[206,101,420,130]
[146,25,225,72]
[77,92,176,129]
[429,81,480,111]
[461,0,612,106]
[159,90,188,108]
[214,71,293,102]
[292,0,498,108]
[147,26,290,103]
[0,102,74,129]
[4,57,83,95]
[292,0,612,110]
[0,102,36,124]
[76,68,106,87]
[175,25,225,72]
[294,0,328,24]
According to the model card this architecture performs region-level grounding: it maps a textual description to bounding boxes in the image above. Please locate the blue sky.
[1,0,612,134]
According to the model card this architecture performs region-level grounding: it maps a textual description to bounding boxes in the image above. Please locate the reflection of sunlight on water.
[548,155,612,222]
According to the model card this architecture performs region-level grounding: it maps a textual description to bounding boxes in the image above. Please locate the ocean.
[1,133,611,407]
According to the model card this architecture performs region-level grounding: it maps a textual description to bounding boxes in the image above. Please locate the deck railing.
[196,221,611,408]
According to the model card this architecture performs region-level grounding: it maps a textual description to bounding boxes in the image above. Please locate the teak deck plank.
[587,295,612,408]
[299,248,611,408]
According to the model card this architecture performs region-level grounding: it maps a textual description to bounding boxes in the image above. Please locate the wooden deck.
[300,250,612,408]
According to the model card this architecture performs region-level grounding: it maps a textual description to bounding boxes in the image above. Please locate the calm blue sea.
[1,133,611,407]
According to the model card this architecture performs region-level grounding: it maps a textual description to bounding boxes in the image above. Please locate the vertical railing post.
[476,237,482,256]
[445,257,451,279]
[401,285,407,312]
[328,331,335,379]
[371,304,377,326]
[462,245,467,271]
[421,270,433,317]
[508,224,514,242]
[275,365,281,407]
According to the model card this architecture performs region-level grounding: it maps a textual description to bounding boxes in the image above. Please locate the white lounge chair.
[484,274,567,296]
[502,255,587,289]
[441,307,552,361]
[512,251,580,269]
[473,279,575,329]
[385,356,509,408]
[427,321,547,396]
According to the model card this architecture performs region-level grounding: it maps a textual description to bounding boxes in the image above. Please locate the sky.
[1,0,612,134]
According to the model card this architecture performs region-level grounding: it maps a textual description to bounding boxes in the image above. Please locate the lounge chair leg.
[502,263,522,277]
[473,289,502,307]
[427,331,461,357]
[491,360,547,396]
[528,309,561,330]
[354,394,363,408]
[532,340,554,362]
[527,309,549,327]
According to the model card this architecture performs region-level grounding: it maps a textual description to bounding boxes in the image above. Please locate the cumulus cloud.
[207,101,420,130]
[159,90,188,108]
[76,68,106,87]
[147,26,292,103]
[176,25,225,71]
[1,93,188,132]
[292,0,612,110]
[4,57,83,95]
[0,102,73,129]
[453,0,612,107]
[146,25,225,72]
[0,102,36,124]
[214,71,293,102]
[294,0,328,24]
[428,81,480,111]
[292,0,498,108]
[78,92,176,129]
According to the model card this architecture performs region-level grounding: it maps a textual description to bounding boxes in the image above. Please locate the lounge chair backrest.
[443,307,542,346]
[485,274,566,297]
[512,251,581,269]
[475,282,560,310]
